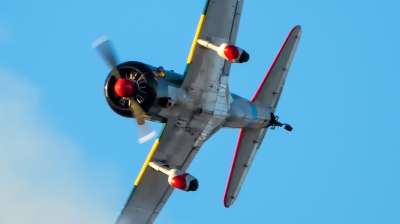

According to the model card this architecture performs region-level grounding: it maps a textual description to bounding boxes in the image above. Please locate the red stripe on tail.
[251,25,301,102]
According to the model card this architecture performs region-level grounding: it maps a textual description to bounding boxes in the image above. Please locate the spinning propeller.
[92,36,156,143]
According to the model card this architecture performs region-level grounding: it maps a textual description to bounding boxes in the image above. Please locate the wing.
[116,119,206,224]
[181,0,244,103]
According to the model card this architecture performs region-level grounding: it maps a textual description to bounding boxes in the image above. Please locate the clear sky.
[1,0,399,223]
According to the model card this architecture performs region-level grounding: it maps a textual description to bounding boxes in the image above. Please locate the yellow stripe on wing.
[134,139,160,186]
[186,14,205,64]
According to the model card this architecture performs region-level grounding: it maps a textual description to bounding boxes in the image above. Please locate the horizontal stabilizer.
[224,26,302,208]
[224,127,268,207]
[252,25,302,111]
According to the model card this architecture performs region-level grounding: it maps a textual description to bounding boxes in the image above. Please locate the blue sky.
[1,0,399,223]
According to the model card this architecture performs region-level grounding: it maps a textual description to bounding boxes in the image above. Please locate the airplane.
[92,0,301,223]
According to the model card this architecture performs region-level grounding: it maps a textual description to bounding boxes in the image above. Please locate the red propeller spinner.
[114,78,136,97]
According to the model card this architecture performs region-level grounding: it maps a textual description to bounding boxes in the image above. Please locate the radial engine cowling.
[104,61,169,118]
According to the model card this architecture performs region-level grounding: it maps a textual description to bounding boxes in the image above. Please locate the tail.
[252,25,302,111]
[224,26,302,208]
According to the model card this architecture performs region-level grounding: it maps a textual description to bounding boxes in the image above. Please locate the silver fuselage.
[157,86,272,130]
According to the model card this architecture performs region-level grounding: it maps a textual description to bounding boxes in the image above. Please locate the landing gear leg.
[269,113,293,132]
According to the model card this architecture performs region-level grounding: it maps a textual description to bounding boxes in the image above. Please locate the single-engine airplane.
[93,0,301,223]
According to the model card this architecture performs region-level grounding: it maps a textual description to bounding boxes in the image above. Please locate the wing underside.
[182,0,244,94]
[116,120,202,224]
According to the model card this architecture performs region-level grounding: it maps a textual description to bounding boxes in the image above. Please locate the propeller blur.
[92,36,155,143]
